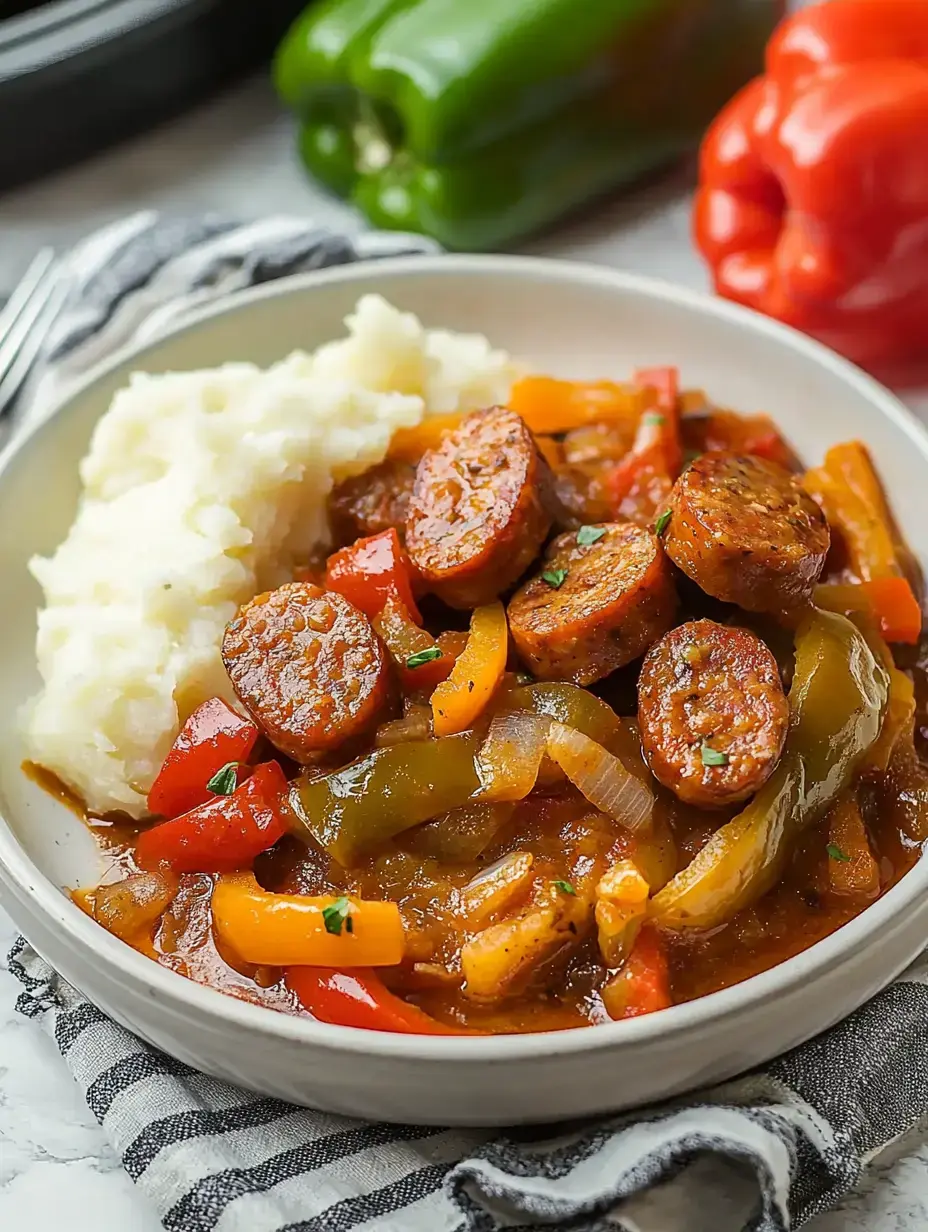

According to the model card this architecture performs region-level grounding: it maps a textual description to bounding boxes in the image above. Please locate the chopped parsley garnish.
[405,646,442,670]
[553,879,576,896]
[654,509,672,536]
[576,524,606,546]
[643,413,666,427]
[206,762,238,796]
[322,896,354,935]
[542,568,568,589]
[827,843,851,863]
[700,742,728,767]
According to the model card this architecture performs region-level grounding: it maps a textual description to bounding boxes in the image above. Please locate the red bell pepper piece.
[286,966,468,1034]
[147,697,259,819]
[325,528,421,623]
[606,367,681,523]
[137,762,290,874]
[694,0,928,373]
[604,926,673,1020]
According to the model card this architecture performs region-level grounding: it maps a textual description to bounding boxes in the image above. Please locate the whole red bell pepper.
[285,966,469,1035]
[147,698,259,820]
[137,761,290,873]
[325,528,421,623]
[694,0,928,373]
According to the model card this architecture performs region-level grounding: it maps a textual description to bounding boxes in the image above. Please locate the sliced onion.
[473,712,550,802]
[375,711,432,747]
[546,722,654,833]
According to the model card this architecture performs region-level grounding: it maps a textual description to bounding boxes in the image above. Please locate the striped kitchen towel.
[6,213,928,1232]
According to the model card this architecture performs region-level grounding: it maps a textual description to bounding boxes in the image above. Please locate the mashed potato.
[26,296,516,817]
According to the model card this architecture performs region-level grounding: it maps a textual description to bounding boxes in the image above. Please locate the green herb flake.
[542,568,568,590]
[643,413,666,427]
[700,742,729,767]
[576,524,606,546]
[206,762,239,796]
[322,896,354,936]
[405,646,442,670]
[553,879,576,896]
[827,843,851,863]
[654,510,672,537]
[515,672,534,685]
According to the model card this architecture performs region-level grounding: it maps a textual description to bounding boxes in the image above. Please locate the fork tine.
[0,275,69,420]
[0,251,62,391]
[0,248,57,338]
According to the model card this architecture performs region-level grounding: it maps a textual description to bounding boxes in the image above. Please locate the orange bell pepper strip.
[508,376,646,436]
[212,874,406,967]
[601,926,672,1020]
[137,761,290,873]
[286,967,468,1034]
[387,412,465,463]
[325,528,421,623]
[805,441,922,642]
[431,601,508,736]
[147,697,260,820]
[815,580,922,646]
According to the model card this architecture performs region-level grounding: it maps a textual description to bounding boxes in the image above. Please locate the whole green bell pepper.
[651,609,890,931]
[274,0,783,250]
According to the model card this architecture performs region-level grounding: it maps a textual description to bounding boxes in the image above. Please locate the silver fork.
[0,248,67,421]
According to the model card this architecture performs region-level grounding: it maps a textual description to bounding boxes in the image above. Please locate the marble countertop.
[1,74,927,1232]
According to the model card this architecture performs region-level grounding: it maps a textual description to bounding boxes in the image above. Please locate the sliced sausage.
[638,619,789,808]
[551,464,614,531]
[663,452,829,614]
[327,459,415,547]
[508,522,678,685]
[405,406,553,609]
[222,582,390,761]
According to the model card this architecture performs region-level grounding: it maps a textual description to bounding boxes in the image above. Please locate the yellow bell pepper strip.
[651,609,889,931]
[211,874,405,967]
[814,579,922,646]
[289,731,481,865]
[825,791,880,900]
[431,601,509,736]
[508,376,646,436]
[804,442,922,602]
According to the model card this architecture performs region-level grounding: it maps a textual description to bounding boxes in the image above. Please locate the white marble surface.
[1,74,927,1232]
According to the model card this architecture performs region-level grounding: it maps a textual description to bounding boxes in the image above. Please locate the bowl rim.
[2,250,927,1063]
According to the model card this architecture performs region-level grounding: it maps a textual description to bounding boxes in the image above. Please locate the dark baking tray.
[0,0,305,189]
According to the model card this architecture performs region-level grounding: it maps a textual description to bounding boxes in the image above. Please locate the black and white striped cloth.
[6,214,928,1232]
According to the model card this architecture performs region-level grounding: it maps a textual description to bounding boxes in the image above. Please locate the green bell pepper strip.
[274,0,783,251]
[651,609,890,931]
[288,731,481,866]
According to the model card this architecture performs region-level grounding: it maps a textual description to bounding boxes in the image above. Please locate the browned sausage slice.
[327,459,415,546]
[664,452,829,613]
[507,522,678,685]
[405,406,552,609]
[222,582,390,761]
[638,619,789,808]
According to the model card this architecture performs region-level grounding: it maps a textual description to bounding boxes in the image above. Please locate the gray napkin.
[7,213,928,1232]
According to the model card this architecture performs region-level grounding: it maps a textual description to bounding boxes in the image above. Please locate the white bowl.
[1,254,927,1126]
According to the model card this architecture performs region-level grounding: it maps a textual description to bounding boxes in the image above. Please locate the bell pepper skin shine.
[694,0,928,372]
[274,0,782,250]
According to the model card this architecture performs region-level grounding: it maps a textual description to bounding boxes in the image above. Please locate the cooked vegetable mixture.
[70,368,928,1034]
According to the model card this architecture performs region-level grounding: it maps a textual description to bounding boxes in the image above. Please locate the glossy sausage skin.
[328,459,415,547]
[638,619,789,808]
[405,406,553,609]
[222,582,390,761]
[508,522,678,685]
[664,452,829,613]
